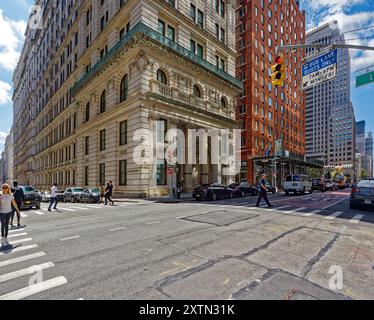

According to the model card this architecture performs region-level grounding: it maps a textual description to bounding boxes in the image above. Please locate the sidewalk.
[112,193,193,204]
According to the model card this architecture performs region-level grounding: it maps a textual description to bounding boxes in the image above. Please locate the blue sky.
[0,0,374,152]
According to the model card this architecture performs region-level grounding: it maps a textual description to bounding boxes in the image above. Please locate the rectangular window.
[197,10,204,28]
[197,44,203,58]
[84,166,89,186]
[99,163,105,185]
[167,26,175,41]
[85,136,89,155]
[158,20,165,36]
[100,129,106,151]
[119,120,128,145]
[190,4,196,21]
[119,160,127,186]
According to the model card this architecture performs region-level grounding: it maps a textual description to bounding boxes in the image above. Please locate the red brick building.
[236,0,306,185]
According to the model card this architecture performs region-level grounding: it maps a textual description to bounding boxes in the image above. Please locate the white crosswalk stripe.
[8,228,25,234]
[283,207,307,214]
[0,244,38,255]
[349,214,364,224]
[8,233,28,239]
[0,252,45,268]
[20,212,28,218]
[325,211,344,220]
[33,211,46,215]
[0,262,54,283]
[0,276,68,300]
[302,209,322,217]
[8,238,33,245]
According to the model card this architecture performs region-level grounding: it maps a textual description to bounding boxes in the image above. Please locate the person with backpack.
[1,183,21,247]
[10,180,24,228]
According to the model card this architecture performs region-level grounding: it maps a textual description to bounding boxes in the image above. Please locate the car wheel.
[285,191,289,196]
[302,188,306,195]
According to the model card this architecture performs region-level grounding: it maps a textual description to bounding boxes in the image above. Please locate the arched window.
[157,69,167,85]
[85,102,90,122]
[100,90,106,113]
[221,97,227,108]
[193,85,201,98]
[120,74,128,102]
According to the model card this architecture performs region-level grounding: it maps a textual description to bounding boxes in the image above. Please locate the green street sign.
[356,71,374,87]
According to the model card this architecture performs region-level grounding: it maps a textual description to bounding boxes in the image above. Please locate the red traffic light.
[275,56,282,64]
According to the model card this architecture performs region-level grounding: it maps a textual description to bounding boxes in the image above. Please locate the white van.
[283,174,313,195]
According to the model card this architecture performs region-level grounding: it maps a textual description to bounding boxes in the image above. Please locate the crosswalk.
[0,228,67,300]
[19,203,130,218]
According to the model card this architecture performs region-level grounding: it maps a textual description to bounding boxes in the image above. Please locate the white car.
[283,174,313,195]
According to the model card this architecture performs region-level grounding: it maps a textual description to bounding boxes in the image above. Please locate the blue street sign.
[302,49,338,89]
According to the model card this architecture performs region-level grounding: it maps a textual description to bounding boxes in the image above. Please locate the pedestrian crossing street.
[19,203,133,218]
[0,228,67,300]
[192,203,372,225]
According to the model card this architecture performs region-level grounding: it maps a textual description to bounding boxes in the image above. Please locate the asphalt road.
[0,190,373,300]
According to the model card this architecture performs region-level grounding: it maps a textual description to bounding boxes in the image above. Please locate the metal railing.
[71,22,242,96]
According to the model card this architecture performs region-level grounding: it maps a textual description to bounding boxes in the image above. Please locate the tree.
[331,168,343,180]
[360,170,368,179]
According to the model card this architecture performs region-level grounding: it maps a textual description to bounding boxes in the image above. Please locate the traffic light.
[271,56,285,87]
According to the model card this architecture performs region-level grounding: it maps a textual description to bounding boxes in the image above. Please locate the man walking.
[10,180,24,228]
[104,181,114,206]
[256,174,272,208]
[48,183,58,211]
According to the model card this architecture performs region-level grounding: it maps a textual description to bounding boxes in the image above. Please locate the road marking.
[69,207,89,210]
[8,238,33,245]
[284,207,307,214]
[303,209,322,217]
[60,235,80,241]
[109,227,126,232]
[0,276,68,300]
[0,252,46,268]
[8,233,28,239]
[33,211,45,215]
[325,211,344,220]
[20,212,28,218]
[0,245,38,256]
[349,214,364,224]
[0,262,54,283]
[275,205,292,210]
[8,228,25,234]
[146,221,161,225]
[57,208,75,212]
[322,198,348,210]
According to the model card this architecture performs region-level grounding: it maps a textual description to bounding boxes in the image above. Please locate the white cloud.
[0,131,9,153]
[0,81,12,105]
[0,9,27,72]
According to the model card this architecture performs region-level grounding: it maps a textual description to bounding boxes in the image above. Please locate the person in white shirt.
[0,183,21,247]
[48,183,58,212]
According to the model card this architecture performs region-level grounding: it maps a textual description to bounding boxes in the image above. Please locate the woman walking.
[0,183,21,247]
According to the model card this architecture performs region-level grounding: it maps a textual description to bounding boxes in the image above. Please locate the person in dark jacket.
[256,174,272,208]
[104,181,114,206]
[10,180,24,228]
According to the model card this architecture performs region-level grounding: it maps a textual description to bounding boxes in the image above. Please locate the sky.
[0,0,374,153]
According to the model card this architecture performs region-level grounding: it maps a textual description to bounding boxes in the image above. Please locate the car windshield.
[90,189,100,193]
[285,176,293,182]
[357,180,374,188]
[72,188,84,192]
[21,186,34,192]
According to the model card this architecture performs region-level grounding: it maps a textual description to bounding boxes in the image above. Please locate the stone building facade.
[13,0,242,197]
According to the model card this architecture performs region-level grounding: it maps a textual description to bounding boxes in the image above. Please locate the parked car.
[56,190,65,202]
[19,185,41,210]
[193,183,234,201]
[64,187,84,203]
[79,189,101,203]
[312,178,327,192]
[283,175,313,195]
[325,180,338,191]
[41,192,51,202]
[229,182,259,197]
[350,179,374,211]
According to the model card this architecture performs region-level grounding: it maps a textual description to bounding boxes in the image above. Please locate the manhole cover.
[181,210,257,226]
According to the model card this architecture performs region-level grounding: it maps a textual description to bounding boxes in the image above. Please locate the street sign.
[356,71,374,87]
[302,49,338,90]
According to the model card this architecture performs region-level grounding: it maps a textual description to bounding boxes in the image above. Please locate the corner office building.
[12,0,242,197]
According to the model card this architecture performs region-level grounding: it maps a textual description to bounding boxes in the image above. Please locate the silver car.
[64,187,84,203]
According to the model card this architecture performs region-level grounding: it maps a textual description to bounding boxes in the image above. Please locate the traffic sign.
[302,49,338,90]
[356,71,374,87]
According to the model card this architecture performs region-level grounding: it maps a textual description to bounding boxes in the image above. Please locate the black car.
[79,189,101,203]
[350,179,374,211]
[64,187,84,203]
[229,182,259,197]
[19,185,41,210]
[312,178,327,192]
[193,183,234,201]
